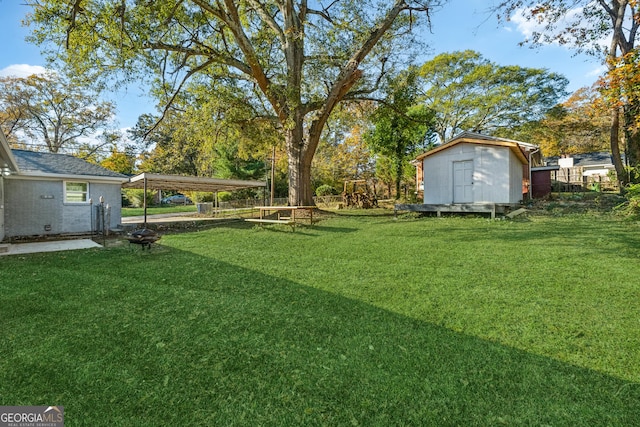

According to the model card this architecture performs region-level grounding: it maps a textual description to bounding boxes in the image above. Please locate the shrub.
[122,189,155,208]
[615,183,640,219]
[217,191,235,202]
[315,184,336,196]
[192,192,214,203]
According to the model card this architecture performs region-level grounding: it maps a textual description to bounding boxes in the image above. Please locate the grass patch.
[1,211,639,425]
[122,205,197,217]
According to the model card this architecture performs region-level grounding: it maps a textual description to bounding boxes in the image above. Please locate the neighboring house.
[414,132,539,205]
[545,152,619,187]
[0,132,128,240]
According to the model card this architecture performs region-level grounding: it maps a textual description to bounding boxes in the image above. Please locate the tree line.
[1,0,638,201]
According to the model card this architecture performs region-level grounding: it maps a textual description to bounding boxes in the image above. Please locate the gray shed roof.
[11,149,128,179]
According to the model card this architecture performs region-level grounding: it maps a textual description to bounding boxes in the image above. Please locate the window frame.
[64,181,90,204]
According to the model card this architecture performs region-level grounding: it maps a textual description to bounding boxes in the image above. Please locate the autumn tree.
[417,50,568,142]
[600,48,640,177]
[130,76,280,182]
[312,102,376,193]
[497,86,612,156]
[495,0,640,183]
[0,71,116,153]
[129,113,204,177]
[26,0,442,206]
[364,70,436,199]
[100,146,137,175]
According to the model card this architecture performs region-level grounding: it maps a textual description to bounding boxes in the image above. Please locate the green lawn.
[122,205,197,217]
[1,211,639,425]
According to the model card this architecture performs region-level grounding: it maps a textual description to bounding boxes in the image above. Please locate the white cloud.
[509,7,584,43]
[508,6,609,50]
[0,64,48,78]
[586,65,607,78]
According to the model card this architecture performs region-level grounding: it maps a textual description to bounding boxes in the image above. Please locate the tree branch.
[246,0,286,47]
[145,58,218,140]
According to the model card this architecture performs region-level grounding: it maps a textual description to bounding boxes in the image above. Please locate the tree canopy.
[26,0,443,205]
[0,71,116,154]
[417,50,568,142]
[495,0,640,182]
[365,69,436,199]
[496,86,612,156]
[311,102,376,193]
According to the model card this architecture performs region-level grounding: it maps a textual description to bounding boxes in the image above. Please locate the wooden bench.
[246,206,316,231]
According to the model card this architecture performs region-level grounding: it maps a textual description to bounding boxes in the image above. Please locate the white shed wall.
[423,143,523,204]
[508,150,525,203]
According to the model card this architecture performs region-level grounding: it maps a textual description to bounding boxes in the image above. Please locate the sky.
[0,0,606,132]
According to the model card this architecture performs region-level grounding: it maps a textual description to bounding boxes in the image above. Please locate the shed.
[415,132,537,205]
[531,165,558,199]
[1,141,128,240]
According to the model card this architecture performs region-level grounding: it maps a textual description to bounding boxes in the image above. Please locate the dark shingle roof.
[545,152,620,167]
[12,150,127,178]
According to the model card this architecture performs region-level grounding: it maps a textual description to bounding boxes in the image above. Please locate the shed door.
[453,160,474,203]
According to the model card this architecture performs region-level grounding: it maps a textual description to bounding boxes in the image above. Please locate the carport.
[123,173,266,226]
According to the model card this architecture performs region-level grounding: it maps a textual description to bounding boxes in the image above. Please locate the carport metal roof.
[123,172,266,192]
[123,172,266,227]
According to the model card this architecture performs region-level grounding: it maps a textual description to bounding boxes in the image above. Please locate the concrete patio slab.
[0,239,102,256]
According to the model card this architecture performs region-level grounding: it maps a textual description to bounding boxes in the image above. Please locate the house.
[414,132,539,206]
[0,133,19,242]
[0,132,128,240]
[544,152,619,191]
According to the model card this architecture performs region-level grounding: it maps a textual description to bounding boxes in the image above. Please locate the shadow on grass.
[211,216,360,236]
[406,214,640,255]
[0,245,638,426]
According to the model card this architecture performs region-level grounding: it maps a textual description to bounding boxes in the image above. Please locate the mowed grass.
[1,210,639,426]
[122,205,196,217]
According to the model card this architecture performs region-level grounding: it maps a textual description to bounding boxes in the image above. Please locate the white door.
[453,160,474,203]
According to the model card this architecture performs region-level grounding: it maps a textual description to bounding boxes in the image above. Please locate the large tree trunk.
[285,122,316,206]
[394,143,403,200]
[610,106,627,185]
[286,144,315,206]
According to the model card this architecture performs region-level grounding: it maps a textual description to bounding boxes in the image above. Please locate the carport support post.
[270,145,275,206]
[143,176,148,228]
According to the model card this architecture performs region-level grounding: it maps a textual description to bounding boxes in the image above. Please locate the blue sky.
[0,0,605,131]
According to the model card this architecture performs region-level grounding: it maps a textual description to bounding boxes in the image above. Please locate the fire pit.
[126,228,160,250]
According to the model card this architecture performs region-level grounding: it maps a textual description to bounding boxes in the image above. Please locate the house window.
[64,181,89,203]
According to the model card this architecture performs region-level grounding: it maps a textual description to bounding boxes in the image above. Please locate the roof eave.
[5,171,129,183]
[0,132,19,174]
[415,136,530,165]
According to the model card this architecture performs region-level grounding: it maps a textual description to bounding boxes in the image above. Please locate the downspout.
[528,148,540,200]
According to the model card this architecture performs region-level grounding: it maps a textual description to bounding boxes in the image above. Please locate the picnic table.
[245,206,315,230]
